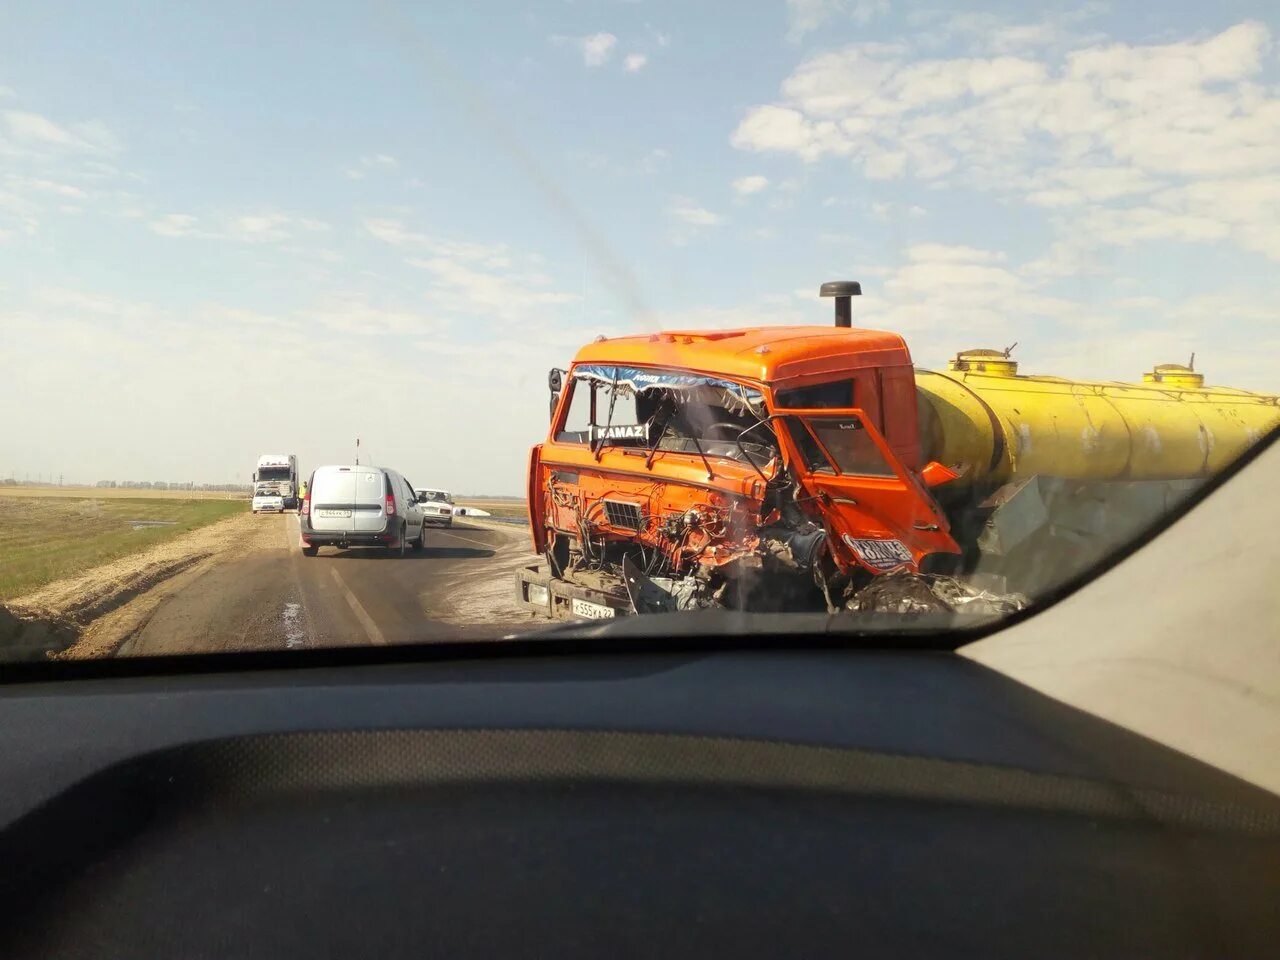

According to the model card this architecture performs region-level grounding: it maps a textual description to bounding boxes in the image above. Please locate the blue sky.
[1,0,1277,490]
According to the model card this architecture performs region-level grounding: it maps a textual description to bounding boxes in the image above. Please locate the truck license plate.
[318,509,352,518]
[571,598,616,620]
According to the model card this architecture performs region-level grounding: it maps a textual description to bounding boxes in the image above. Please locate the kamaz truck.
[252,454,299,512]
[516,281,1278,620]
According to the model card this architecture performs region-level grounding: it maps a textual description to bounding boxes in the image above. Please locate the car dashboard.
[1,643,1278,959]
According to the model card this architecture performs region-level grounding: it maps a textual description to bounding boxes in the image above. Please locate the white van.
[299,465,426,557]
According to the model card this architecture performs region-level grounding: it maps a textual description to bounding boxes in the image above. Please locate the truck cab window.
[775,380,853,410]
[555,382,593,444]
[808,418,895,477]
[784,418,836,474]
[555,381,640,446]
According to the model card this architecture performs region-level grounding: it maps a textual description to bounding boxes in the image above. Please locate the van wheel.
[412,523,425,552]
[397,523,408,558]
[302,545,318,557]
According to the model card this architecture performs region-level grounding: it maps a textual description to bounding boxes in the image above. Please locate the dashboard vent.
[602,499,644,531]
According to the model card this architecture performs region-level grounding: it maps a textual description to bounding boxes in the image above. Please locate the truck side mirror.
[548,368,564,423]
[920,461,960,488]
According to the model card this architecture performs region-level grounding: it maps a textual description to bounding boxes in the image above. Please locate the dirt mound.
[0,603,78,660]
[7,511,276,659]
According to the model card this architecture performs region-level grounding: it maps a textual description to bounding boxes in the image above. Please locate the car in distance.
[300,465,426,557]
[415,488,455,528]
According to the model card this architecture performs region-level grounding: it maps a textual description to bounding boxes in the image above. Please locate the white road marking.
[328,567,388,646]
[282,602,306,649]
[433,528,496,550]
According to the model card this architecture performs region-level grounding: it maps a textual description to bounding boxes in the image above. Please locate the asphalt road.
[122,514,538,656]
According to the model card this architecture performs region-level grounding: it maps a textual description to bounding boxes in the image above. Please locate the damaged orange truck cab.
[521,285,961,618]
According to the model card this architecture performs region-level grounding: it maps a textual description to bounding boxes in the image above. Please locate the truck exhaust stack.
[819,280,862,327]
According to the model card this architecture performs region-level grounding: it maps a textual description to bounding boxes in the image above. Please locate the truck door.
[779,408,960,573]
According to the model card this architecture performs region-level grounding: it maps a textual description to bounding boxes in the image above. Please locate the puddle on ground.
[282,602,306,649]
[128,520,178,530]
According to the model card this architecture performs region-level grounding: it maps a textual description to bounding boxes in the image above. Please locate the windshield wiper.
[646,418,669,469]
[689,433,715,481]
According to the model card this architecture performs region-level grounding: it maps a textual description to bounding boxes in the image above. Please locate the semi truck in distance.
[516,281,1279,621]
[252,454,299,512]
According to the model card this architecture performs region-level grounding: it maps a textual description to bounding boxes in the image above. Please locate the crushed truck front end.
[520,325,960,619]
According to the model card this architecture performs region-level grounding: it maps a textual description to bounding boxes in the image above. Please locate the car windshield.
[1,2,1276,663]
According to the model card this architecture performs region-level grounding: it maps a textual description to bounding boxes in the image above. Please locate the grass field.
[0,495,244,600]
[0,485,246,501]
[457,497,528,519]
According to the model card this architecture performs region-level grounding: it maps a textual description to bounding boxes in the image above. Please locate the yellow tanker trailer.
[915,350,1279,592]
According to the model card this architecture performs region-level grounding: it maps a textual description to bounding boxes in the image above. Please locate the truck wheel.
[302,545,318,557]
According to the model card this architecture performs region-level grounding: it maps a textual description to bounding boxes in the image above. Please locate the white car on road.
[301,465,426,557]
[415,488,455,528]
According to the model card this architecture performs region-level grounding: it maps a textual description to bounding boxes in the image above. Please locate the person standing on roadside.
[298,478,308,512]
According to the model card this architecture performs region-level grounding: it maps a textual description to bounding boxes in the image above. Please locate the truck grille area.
[602,499,644,531]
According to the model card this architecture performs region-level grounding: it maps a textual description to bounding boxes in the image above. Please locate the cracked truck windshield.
[1,2,1277,660]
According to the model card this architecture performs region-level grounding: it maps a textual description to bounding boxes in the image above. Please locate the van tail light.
[385,492,396,517]
[300,490,310,516]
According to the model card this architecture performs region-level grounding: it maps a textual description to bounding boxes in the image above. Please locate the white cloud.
[624,53,648,73]
[35,287,162,321]
[363,217,427,246]
[4,175,86,199]
[309,301,445,336]
[580,33,618,67]
[363,217,511,266]
[732,174,769,196]
[730,106,833,162]
[906,243,1006,263]
[4,110,120,154]
[363,216,578,321]
[939,6,1108,55]
[787,0,890,42]
[149,213,203,238]
[229,213,293,243]
[734,20,1280,261]
[639,148,670,174]
[410,256,578,320]
[345,153,398,180]
[148,212,330,244]
[0,190,40,235]
[667,196,724,226]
